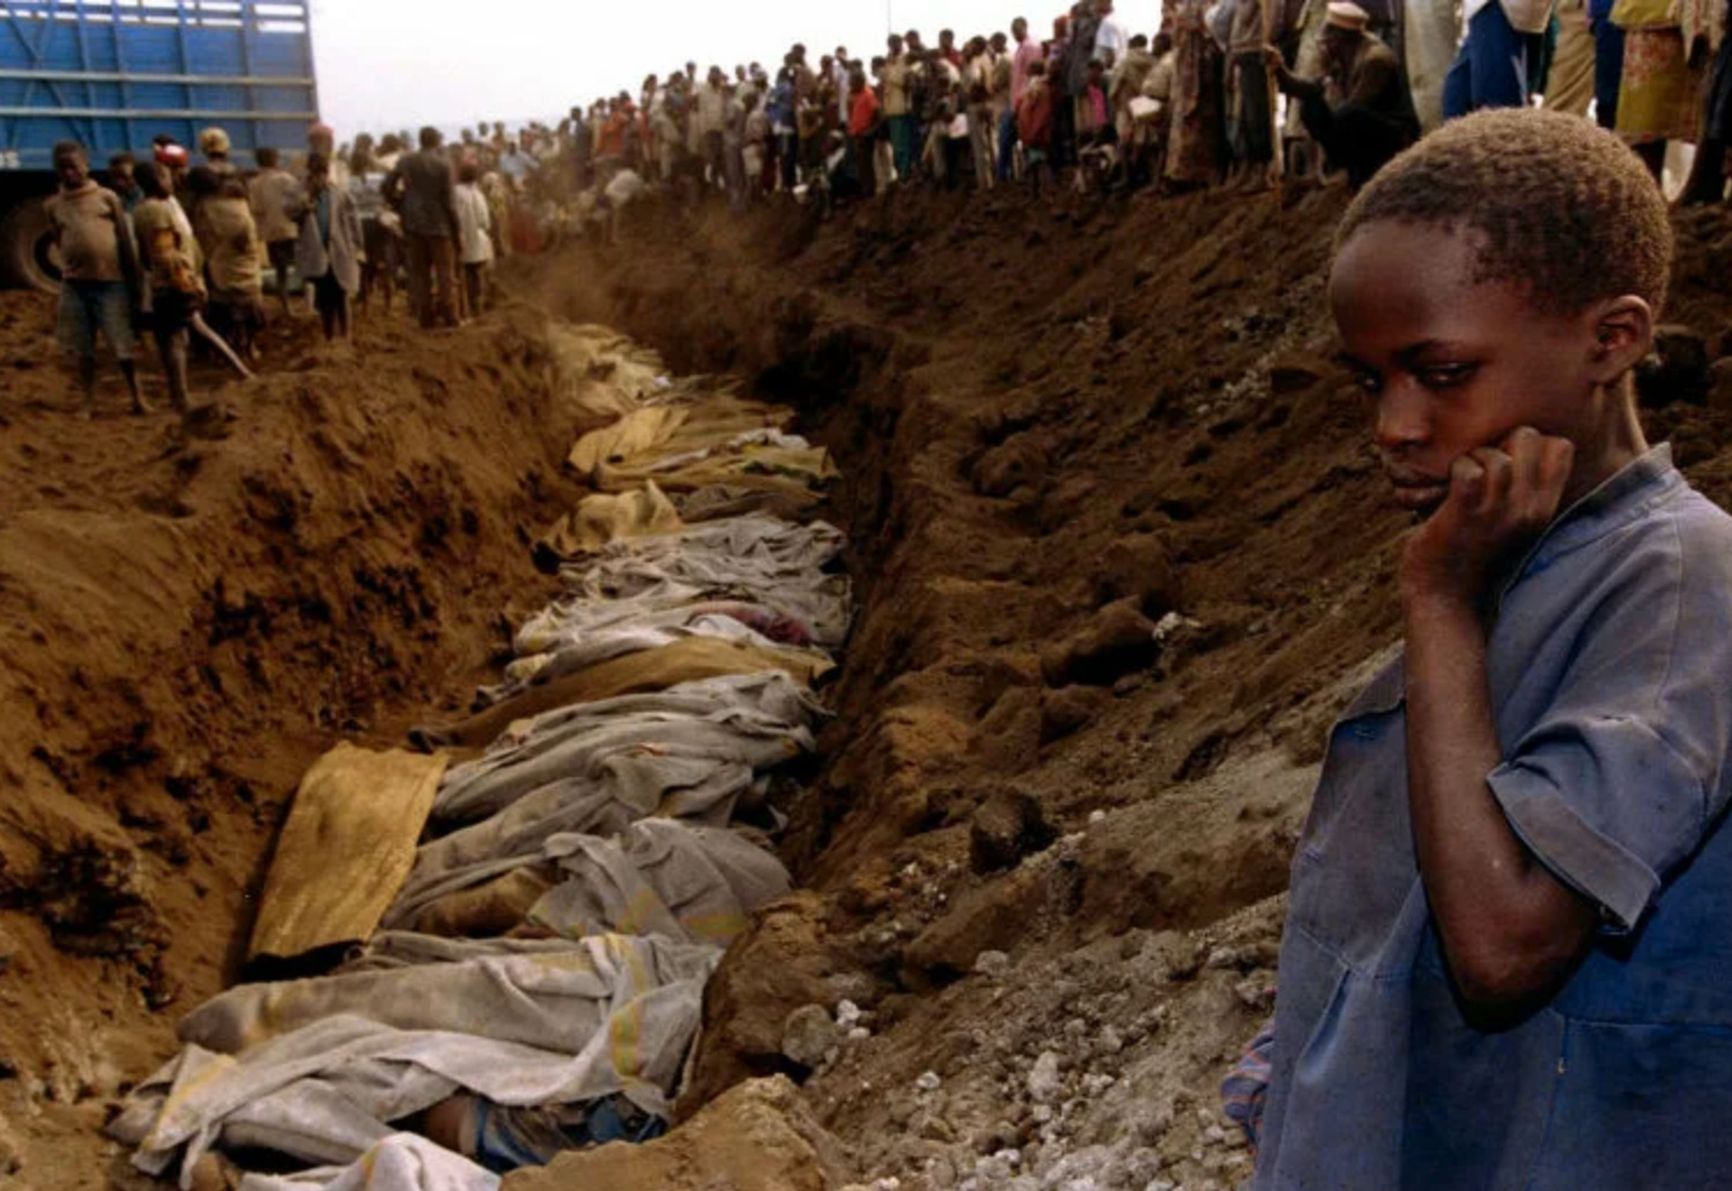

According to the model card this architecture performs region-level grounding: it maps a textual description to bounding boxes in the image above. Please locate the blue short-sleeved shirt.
[1257,445,1732,1189]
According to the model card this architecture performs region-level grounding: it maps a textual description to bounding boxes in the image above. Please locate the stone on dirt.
[971,434,1049,500]
[969,790,1056,874]
[1027,1050,1064,1104]
[904,863,1047,978]
[1040,599,1160,687]
[1093,534,1179,619]
[677,892,839,1115]
[782,1003,841,1070]
[1041,685,1112,744]
[0,1119,19,1178]
[504,1075,852,1191]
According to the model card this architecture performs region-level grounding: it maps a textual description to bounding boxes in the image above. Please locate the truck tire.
[0,198,61,292]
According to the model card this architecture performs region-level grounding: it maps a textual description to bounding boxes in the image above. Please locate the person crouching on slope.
[1247,108,1732,1188]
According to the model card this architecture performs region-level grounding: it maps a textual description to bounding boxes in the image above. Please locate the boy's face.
[56,152,88,189]
[1330,222,1605,518]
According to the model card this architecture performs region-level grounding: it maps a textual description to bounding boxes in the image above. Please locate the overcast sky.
[307,0,1163,136]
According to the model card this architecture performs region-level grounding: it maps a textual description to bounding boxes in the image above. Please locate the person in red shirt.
[939,28,964,68]
[847,69,882,198]
[597,99,630,162]
[1016,59,1056,195]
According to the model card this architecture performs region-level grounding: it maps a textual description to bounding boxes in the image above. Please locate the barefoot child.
[132,161,204,414]
[191,168,265,363]
[43,140,147,417]
[1249,109,1732,1187]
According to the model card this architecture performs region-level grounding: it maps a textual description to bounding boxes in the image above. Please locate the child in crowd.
[190,167,265,363]
[1016,60,1055,196]
[293,153,362,342]
[452,160,495,319]
[1246,108,1732,1187]
[132,160,204,413]
[43,140,147,418]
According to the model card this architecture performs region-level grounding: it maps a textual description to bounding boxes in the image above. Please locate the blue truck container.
[0,0,319,289]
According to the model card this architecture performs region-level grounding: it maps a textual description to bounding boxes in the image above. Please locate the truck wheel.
[0,198,61,292]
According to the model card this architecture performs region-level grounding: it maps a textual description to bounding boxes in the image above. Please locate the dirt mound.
[525,189,1732,1185]
[0,296,594,1183]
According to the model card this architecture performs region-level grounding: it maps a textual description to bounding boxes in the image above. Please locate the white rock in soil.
[1028,1051,1064,1103]
[975,949,1011,978]
[837,999,864,1029]
[916,1070,943,1092]
[781,1003,840,1068]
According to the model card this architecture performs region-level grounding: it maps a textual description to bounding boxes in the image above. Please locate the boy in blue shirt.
[1253,108,1732,1187]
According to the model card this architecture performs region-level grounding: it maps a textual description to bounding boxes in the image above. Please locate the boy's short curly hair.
[1335,109,1673,317]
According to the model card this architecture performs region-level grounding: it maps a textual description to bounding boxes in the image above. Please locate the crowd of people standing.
[554,0,1732,206]
[40,119,548,421]
[36,0,1732,420]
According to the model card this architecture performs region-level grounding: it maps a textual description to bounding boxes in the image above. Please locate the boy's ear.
[1585,295,1653,384]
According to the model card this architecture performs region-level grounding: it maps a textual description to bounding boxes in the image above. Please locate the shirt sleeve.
[1486,528,1732,931]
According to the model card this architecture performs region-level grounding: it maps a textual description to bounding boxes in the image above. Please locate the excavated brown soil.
[0,300,593,1185]
[3,188,1732,1188]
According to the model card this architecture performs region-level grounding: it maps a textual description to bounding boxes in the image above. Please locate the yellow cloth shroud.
[247,743,449,963]
[568,407,690,477]
[534,481,685,560]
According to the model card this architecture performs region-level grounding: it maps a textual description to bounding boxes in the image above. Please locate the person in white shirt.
[833,47,851,123]
[452,161,494,319]
[1095,0,1131,66]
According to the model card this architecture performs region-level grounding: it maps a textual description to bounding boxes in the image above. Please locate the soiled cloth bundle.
[475,604,824,711]
[548,515,852,650]
[413,635,832,752]
[513,580,771,656]
[433,671,823,825]
[389,676,819,932]
[528,820,789,944]
[111,934,717,1186]
[391,818,791,943]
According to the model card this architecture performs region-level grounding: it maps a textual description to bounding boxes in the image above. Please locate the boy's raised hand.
[1401,427,1576,606]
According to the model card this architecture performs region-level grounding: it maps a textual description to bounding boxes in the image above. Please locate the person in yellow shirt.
[882,34,916,181]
